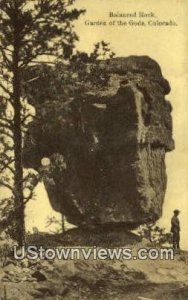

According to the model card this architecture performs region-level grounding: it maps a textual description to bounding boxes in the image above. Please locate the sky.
[2,0,188,249]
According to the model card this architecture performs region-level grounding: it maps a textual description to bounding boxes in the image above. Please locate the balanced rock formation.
[23,56,174,228]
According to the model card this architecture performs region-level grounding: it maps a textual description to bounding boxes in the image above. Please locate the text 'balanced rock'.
[23,56,174,228]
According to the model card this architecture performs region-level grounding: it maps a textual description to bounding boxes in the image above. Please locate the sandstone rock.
[23,56,174,228]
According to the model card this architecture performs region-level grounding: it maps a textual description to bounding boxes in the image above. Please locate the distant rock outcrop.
[23,56,174,228]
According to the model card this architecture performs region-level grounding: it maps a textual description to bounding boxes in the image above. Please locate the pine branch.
[0,159,15,174]
[19,53,56,69]
[0,128,13,139]
[23,180,39,205]
[29,60,56,65]
[0,180,13,192]
[0,116,13,129]
[21,113,34,125]
[0,75,12,85]
[0,95,12,104]
[0,46,13,53]
[0,115,13,125]
[0,82,12,96]
[0,152,15,165]
[24,190,35,204]
[0,46,12,69]
[0,121,12,130]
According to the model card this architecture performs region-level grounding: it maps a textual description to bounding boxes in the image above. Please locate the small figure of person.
[171,209,181,250]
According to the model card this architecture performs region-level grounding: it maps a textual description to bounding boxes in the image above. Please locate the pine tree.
[0,0,85,246]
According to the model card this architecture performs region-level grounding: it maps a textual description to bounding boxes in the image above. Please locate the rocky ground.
[0,231,188,300]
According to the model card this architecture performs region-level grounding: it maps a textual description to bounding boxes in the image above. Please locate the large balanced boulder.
[23,56,174,228]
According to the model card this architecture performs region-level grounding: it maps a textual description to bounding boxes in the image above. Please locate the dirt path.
[0,249,188,300]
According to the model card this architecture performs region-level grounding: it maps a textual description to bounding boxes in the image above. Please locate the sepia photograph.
[0,0,188,299]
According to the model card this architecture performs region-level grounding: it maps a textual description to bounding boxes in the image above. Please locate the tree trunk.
[13,90,25,246]
[12,8,25,246]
